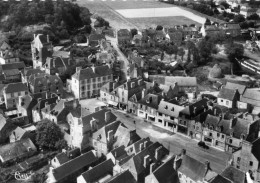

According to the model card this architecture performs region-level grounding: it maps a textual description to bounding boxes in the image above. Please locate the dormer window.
[241,134,245,140]
[171,107,174,111]
[165,105,168,110]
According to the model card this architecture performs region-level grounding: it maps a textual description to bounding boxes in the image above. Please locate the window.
[178,173,182,178]
[222,134,225,139]
[158,119,162,123]
[229,139,233,144]
[171,107,174,111]
[237,165,240,169]
[209,132,212,137]
[237,157,241,162]
[11,93,14,97]
[217,133,220,137]
[221,99,223,102]
[104,93,106,96]
[93,84,96,89]
[165,105,168,109]
[92,78,96,82]
[87,85,90,90]
[158,112,162,116]
[226,101,229,105]
[193,125,195,129]
[98,77,101,82]
[170,116,175,120]
[18,92,21,96]
[250,161,253,166]
[25,92,28,95]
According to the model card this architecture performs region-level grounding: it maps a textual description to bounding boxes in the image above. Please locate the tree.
[197,38,214,64]
[130,28,138,38]
[233,14,246,23]
[55,139,68,150]
[225,42,244,74]
[59,29,70,39]
[156,25,163,31]
[240,21,249,29]
[36,119,64,150]
[45,14,54,24]
[247,13,260,21]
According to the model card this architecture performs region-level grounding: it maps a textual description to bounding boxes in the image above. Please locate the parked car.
[198,141,209,149]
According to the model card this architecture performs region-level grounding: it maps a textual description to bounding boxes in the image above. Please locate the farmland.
[77,0,204,29]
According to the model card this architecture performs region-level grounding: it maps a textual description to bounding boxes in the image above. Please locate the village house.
[137,93,163,122]
[0,62,25,83]
[155,99,185,132]
[46,150,99,183]
[115,142,169,182]
[3,82,29,109]
[201,23,241,37]
[9,124,36,143]
[31,94,58,123]
[21,67,44,83]
[96,52,116,65]
[0,49,20,64]
[31,34,53,69]
[220,165,247,183]
[77,159,115,183]
[217,87,240,108]
[240,89,260,114]
[105,170,136,183]
[67,108,117,150]
[42,99,80,125]
[145,155,179,183]
[0,138,37,166]
[43,56,72,75]
[0,113,16,144]
[70,65,113,99]
[117,29,131,46]
[175,150,217,183]
[100,81,119,106]
[149,75,198,94]
[51,148,80,168]
[178,99,209,136]
[232,139,260,181]
[88,33,106,47]
[27,73,64,97]
[106,145,129,165]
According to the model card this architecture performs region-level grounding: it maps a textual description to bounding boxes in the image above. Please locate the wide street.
[110,108,232,174]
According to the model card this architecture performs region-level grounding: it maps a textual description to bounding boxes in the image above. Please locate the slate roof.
[152,156,179,183]
[220,166,246,183]
[149,75,197,87]
[0,138,37,163]
[252,138,260,162]
[81,159,114,182]
[3,69,20,76]
[4,82,28,93]
[51,150,98,182]
[54,152,69,165]
[205,114,221,129]
[109,145,128,161]
[210,174,232,183]
[72,65,112,80]
[240,89,260,107]
[23,68,44,77]
[218,88,237,100]
[28,73,62,88]
[1,62,25,71]
[178,155,217,182]
[106,170,136,183]
[180,99,208,118]
[225,82,246,95]
[138,93,163,109]
[80,109,117,127]
[158,100,185,118]
[32,96,58,112]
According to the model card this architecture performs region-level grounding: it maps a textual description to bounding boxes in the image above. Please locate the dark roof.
[252,138,260,162]
[178,155,216,182]
[55,152,69,165]
[52,150,98,181]
[32,96,58,112]
[3,69,20,76]
[218,88,237,100]
[81,159,114,182]
[109,145,128,162]
[152,156,179,183]
[81,109,117,127]
[225,82,246,95]
[180,99,208,118]
[72,65,112,80]
[23,68,44,77]
[210,174,232,183]
[1,62,25,71]
[4,82,28,93]
[106,170,136,183]
[138,93,163,109]
[0,138,37,163]
[28,73,62,88]
[205,114,221,129]
[220,166,246,183]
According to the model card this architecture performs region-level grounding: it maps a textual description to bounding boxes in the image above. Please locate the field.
[77,0,204,29]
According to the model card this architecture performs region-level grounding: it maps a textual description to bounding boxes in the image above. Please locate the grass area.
[128,16,199,29]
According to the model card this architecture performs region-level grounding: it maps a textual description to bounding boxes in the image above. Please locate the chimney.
[143,155,150,168]
[155,146,162,160]
[105,111,111,123]
[37,98,42,103]
[214,108,217,116]
[230,116,236,129]
[144,140,148,148]
[47,35,49,43]
[205,161,211,171]
[107,130,114,141]
[112,82,116,90]
[45,102,48,108]
[150,163,156,174]
[142,89,147,98]
[193,107,197,115]
[92,66,95,73]
[73,100,77,109]
[76,67,82,72]
[139,143,144,151]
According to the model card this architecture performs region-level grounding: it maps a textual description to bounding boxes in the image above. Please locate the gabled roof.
[32,96,58,112]
[4,82,28,93]
[10,126,27,140]
[106,170,136,183]
[1,62,25,71]
[28,73,62,88]
[218,88,238,100]
[54,152,69,165]
[3,69,20,76]
[51,150,98,181]
[81,159,114,182]
[158,100,185,118]
[138,93,163,109]
[225,82,246,95]
[209,174,232,183]
[178,155,217,182]
[180,99,208,118]
[205,114,221,129]
[152,156,179,183]
[109,145,128,162]
[23,68,44,77]
[0,138,37,163]
[72,65,112,80]
[220,166,246,183]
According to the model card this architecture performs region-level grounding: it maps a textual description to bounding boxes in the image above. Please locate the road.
[111,108,232,174]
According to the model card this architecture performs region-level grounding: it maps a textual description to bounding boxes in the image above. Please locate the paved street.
[110,108,232,174]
